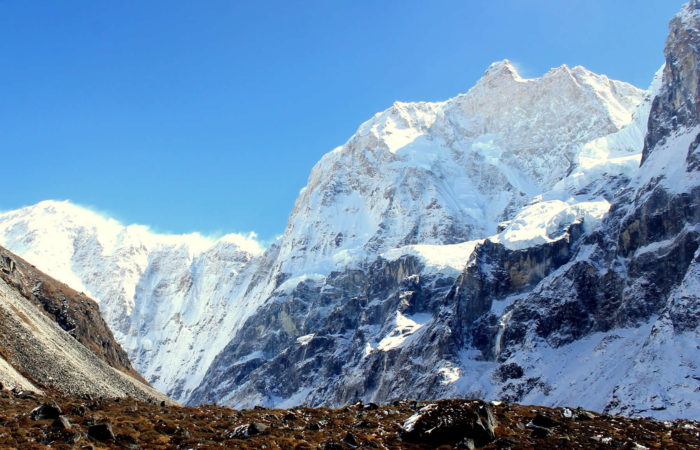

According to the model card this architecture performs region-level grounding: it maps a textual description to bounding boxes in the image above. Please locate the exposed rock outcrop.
[0,245,142,382]
[0,247,173,404]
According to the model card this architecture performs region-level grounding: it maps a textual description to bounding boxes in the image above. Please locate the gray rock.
[30,402,62,420]
[87,423,115,442]
[52,415,72,430]
[399,400,497,447]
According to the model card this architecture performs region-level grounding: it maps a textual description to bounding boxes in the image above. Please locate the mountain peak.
[480,59,522,82]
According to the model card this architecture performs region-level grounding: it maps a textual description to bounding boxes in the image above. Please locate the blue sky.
[0,0,684,241]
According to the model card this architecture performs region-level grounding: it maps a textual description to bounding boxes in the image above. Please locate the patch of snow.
[376,312,432,351]
[382,240,481,275]
[296,334,315,346]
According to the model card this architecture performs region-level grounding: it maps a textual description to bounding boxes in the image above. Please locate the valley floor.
[0,386,697,449]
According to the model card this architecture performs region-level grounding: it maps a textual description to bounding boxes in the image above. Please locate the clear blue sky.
[0,0,685,241]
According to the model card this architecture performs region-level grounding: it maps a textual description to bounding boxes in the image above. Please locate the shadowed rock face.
[0,245,144,383]
[189,223,586,409]
[644,0,700,163]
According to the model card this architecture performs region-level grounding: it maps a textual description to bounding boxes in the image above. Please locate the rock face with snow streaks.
[0,58,645,406]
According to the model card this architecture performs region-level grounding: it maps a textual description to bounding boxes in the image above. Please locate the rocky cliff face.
[0,246,171,403]
[644,0,700,163]
[0,245,142,382]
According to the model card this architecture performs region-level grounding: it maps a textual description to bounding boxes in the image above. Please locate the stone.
[353,419,374,428]
[30,401,62,420]
[306,422,321,431]
[400,400,497,447]
[530,426,553,439]
[575,408,596,421]
[52,415,72,430]
[343,431,358,446]
[531,413,559,428]
[88,423,115,442]
[229,422,268,439]
[249,422,268,435]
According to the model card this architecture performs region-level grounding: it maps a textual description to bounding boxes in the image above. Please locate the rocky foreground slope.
[0,387,697,449]
[0,245,171,404]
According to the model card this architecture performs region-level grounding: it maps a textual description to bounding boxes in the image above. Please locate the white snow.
[493,198,610,250]
[376,312,432,351]
[382,240,481,275]
[296,334,315,346]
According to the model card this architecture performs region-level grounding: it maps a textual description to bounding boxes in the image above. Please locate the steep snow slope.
[0,200,263,401]
[275,62,643,276]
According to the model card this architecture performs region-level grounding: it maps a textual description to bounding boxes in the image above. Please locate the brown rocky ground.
[0,386,697,449]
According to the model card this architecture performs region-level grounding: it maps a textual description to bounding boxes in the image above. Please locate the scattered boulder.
[353,419,374,428]
[52,415,72,430]
[116,433,139,449]
[574,407,596,421]
[61,432,82,445]
[400,400,497,447]
[531,413,559,428]
[530,427,553,439]
[229,422,269,439]
[249,422,268,435]
[88,423,115,442]
[343,431,358,446]
[16,390,39,401]
[30,401,62,420]
[306,422,322,431]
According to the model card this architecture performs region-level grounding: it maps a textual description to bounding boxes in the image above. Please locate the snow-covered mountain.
[275,60,643,276]
[0,201,264,401]
[1,1,698,420]
[0,62,644,403]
